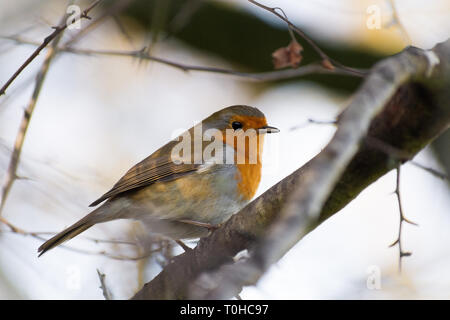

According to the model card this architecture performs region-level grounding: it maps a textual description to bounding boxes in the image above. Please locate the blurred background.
[0,0,449,299]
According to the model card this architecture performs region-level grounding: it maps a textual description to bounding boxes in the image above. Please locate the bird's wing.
[89,139,201,207]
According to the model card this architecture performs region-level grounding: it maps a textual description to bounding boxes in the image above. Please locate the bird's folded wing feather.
[89,140,201,206]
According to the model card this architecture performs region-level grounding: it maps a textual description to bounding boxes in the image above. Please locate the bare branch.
[97,269,112,300]
[0,36,363,81]
[0,1,102,216]
[0,21,65,216]
[0,0,102,96]
[389,165,418,273]
[64,0,133,47]
[289,118,337,131]
[410,161,449,180]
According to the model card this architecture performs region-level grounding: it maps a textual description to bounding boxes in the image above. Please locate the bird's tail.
[38,206,105,257]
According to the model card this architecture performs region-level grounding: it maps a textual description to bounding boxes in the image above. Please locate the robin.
[38,105,279,256]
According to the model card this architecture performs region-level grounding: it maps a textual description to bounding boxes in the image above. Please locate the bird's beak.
[258,125,280,134]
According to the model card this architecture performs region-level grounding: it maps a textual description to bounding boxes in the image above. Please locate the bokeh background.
[0,0,449,299]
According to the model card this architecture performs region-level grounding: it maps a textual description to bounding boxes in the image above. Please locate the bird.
[38,105,279,256]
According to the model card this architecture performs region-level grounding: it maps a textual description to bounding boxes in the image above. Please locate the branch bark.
[132,39,450,300]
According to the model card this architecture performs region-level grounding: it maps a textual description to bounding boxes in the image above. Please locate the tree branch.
[0,1,102,216]
[64,0,132,48]
[97,269,112,300]
[0,36,363,81]
[0,0,101,97]
[389,165,417,273]
[0,16,66,216]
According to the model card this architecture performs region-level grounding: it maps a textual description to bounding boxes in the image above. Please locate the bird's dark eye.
[232,121,243,130]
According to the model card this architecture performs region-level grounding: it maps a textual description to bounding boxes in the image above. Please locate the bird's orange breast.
[221,115,267,201]
[236,162,262,201]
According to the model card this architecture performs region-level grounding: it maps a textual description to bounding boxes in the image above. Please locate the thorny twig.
[0,72,37,110]
[410,161,449,181]
[289,117,444,274]
[0,18,66,217]
[362,137,444,272]
[97,269,112,300]
[389,165,418,273]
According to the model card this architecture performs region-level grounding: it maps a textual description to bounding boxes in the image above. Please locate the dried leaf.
[272,39,303,69]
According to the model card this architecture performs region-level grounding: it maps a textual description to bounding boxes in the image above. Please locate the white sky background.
[0,0,449,299]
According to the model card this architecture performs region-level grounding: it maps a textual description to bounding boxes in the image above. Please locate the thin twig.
[0,22,65,216]
[0,1,102,216]
[0,0,102,96]
[64,0,133,48]
[56,47,365,80]
[0,37,364,81]
[247,0,366,76]
[389,165,418,273]
[97,269,112,300]
[2,229,137,246]
[365,136,449,181]
[290,118,337,131]
[410,161,449,181]
[273,7,296,44]
[0,217,159,261]
[0,72,37,110]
